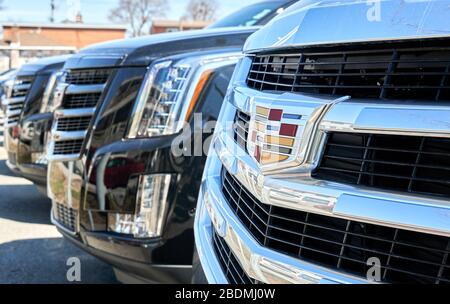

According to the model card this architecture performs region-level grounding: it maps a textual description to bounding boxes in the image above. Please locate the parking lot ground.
[0,117,118,284]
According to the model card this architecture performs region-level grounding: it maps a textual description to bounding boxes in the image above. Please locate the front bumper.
[4,128,20,174]
[55,212,192,284]
[17,164,47,187]
[48,137,196,283]
[194,149,366,284]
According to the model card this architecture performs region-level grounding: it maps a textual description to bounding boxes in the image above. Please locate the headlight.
[108,174,173,238]
[127,53,242,138]
[41,71,64,113]
[3,78,14,98]
[1,78,15,107]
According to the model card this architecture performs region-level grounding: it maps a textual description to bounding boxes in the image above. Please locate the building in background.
[0,23,127,71]
[150,20,210,34]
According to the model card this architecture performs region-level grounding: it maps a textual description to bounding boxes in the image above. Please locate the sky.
[0,0,262,25]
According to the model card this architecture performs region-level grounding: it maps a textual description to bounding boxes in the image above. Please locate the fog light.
[31,152,48,165]
[108,174,172,238]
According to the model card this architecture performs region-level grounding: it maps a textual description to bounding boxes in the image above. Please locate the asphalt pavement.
[0,113,118,284]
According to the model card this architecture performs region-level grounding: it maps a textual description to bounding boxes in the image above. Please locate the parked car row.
[1,0,450,284]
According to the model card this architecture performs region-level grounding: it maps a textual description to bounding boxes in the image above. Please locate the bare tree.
[109,0,169,37]
[184,0,219,22]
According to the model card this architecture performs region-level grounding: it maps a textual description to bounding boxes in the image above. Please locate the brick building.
[0,23,127,70]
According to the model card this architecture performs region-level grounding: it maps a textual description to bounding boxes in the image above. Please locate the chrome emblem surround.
[245,94,349,174]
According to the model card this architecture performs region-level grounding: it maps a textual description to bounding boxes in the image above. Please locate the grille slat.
[53,139,84,155]
[57,117,91,132]
[247,42,450,101]
[221,169,450,284]
[63,93,101,109]
[65,69,111,85]
[313,133,450,198]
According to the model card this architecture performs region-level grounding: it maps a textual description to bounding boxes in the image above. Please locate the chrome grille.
[313,133,450,199]
[11,76,34,98]
[54,203,78,232]
[5,76,34,126]
[222,169,450,284]
[56,116,92,132]
[247,41,450,101]
[212,230,260,284]
[65,69,111,85]
[48,68,112,160]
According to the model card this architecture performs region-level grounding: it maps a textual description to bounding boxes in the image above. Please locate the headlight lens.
[128,61,191,138]
[127,53,242,139]
[108,174,173,238]
[41,71,64,113]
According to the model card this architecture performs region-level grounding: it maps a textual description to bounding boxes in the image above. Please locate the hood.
[65,27,257,69]
[17,54,71,77]
[244,0,450,53]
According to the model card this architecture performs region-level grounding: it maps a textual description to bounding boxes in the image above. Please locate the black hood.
[64,27,257,69]
[16,54,72,77]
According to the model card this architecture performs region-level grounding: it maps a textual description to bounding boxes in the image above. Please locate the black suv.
[47,1,297,283]
[3,55,69,191]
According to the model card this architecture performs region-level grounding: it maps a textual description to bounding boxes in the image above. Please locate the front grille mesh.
[247,41,450,101]
[54,203,78,232]
[53,139,84,155]
[63,93,101,109]
[221,169,450,284]
[11,76,34,98]
[212,230,260,284]
[313,132,450,199]
[65,69,111,85]
[56,117,92,132]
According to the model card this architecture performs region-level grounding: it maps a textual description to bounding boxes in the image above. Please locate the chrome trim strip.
[54,108,96,118]
[12,83,32,91]
[65,84,105,95]
[320,101,450,138]
[3,97,25,105]
[5,109,23,117]
[334,195,450,237]
[51,130,87,141]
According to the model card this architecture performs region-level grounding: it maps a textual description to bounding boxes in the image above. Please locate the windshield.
[208,1,289,28]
